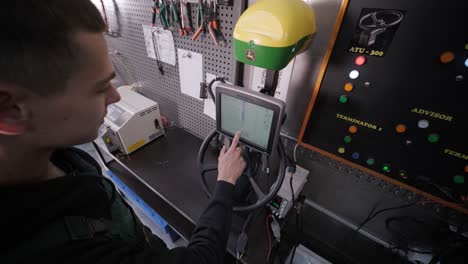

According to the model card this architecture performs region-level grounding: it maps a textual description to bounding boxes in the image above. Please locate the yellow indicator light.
[344,83,354,92]
[399,170,408,179]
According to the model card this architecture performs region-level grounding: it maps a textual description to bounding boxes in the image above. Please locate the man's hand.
[217,132,246,185]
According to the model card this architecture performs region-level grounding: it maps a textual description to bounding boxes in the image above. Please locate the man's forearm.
[187,181,235,263]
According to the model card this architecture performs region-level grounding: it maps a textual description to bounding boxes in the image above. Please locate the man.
[0,1,246,263]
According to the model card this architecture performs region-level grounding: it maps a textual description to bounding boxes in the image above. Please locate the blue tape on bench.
[105,170,170,233]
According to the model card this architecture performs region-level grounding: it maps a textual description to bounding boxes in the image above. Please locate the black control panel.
[299,0,467,213]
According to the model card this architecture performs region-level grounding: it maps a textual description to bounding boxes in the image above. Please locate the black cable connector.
[297,194,306,204]
[236,232,248,257]
[207,76,226,103]
[287,165,296,174]
[199,82,208,99]
[287,165,296,205]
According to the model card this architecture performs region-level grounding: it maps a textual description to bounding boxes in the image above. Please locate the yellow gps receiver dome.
[233,0,316,70]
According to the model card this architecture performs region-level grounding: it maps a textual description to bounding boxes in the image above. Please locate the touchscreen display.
[220,93,274,149]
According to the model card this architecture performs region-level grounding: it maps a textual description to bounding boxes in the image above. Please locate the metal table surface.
[104,126,272,263]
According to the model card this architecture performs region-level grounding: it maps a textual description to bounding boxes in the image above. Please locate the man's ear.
[0,85,29,136]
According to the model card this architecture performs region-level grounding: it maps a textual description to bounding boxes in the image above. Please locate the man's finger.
[219,146,227,158]
[229,131,241,152]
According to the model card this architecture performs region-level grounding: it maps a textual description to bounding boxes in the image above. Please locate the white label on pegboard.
[178,49,203,101]
[153,28,176,66]
[250,58,296,102]
[142,25,176,66]
[142,25,156,59]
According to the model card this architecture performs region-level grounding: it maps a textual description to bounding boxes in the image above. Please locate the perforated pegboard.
[92,0,244,138]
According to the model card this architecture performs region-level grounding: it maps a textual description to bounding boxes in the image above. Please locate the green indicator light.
[427,133,440,143]
[465,43,468,50]
[339,95,348,104]
[382,164,391,173]
[366,158,375,166]
[454,175,465,184]
[344,135,352,144]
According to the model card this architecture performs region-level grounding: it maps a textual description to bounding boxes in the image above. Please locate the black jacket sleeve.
[186,180,235,262]
[142,180,235,264]
[42,181,235,264]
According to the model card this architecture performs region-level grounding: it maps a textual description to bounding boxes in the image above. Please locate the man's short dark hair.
[0,0,106,95]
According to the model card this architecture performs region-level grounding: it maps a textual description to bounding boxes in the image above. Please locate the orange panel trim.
[298,0,350,144]
[301,142,468,214]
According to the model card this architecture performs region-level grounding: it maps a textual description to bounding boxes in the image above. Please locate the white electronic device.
[99,86,164,155]
[268,165,309,219]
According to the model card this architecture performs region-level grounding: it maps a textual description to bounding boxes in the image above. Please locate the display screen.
[106,105,131,127]
[220,93,274,150]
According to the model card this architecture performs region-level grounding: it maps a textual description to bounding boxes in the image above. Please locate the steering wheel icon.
[358,10,403,47]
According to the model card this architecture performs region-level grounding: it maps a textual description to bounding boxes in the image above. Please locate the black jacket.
[1,147,234,264]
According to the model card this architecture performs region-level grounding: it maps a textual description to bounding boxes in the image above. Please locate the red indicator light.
[355,55,366,66]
